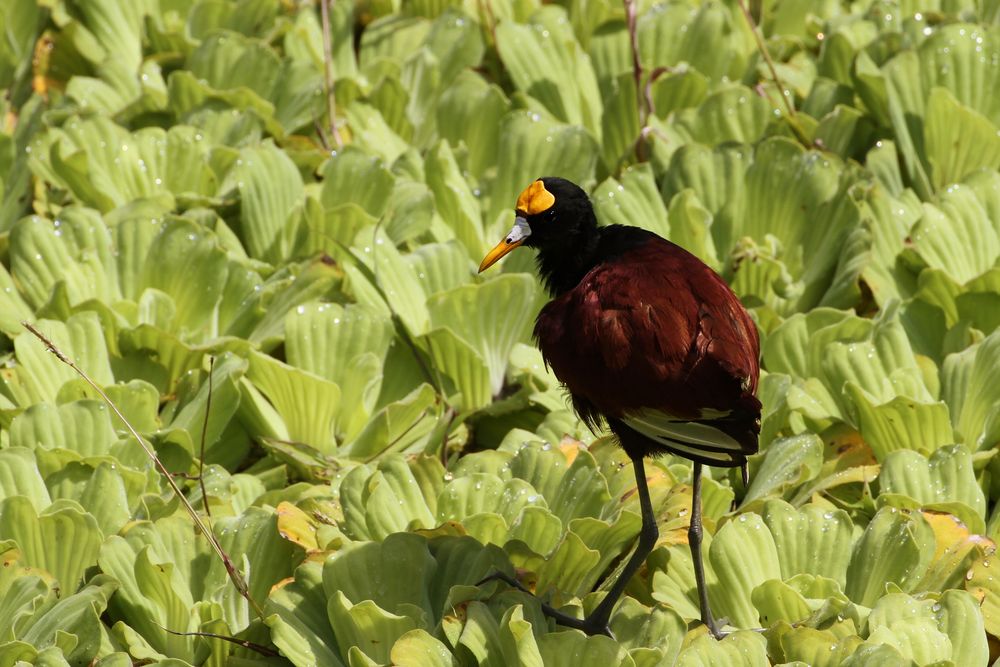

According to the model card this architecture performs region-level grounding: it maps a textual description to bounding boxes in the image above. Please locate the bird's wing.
[534,235,760,461]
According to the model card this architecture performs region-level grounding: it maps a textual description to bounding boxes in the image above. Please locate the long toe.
[577,615,613,638]
[703,616,727,640]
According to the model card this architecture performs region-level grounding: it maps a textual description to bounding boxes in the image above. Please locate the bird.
[478,177,761,638]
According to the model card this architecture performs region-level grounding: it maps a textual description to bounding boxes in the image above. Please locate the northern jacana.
[479,177,761,638]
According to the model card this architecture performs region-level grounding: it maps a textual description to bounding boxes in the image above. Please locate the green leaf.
[935,589,989,667]
[943,329,1000,448]
[10,208,119,310]
[865,593,952,665]
[878,445,986,521]
[0,496,102,596]
[352,227,431,336]
[847,384,954,460]
[427,274,539,396]
[536,631,629,667]
[437,71,510,179]
[592,164,669,239]
[925,87,1000,190]
[225,142,304,262]
[140,218,230,338]
[665,189,719,270]
[762,500,854,589]
[424,140,486,258]
[845,507,935,607]
[166,352,246,464]
[675,86,773,145]
[266,561,344,667]
[638,3,750,82]
[339,456,437,541]
[343,383,439,459]
[14,577,116,665]
[495,6,602,141]
[423,326,491,412]
[905,186,1000,284]
[675,631,769,667]
[10,399,116,458]
[12,313,113,405]
[0,449,51,511]
[319,148,395,218]
[741,434,823,507]
[286,302,393,440]
[245,350,341,454]
[709,513,781,629]
[390,629,453,667]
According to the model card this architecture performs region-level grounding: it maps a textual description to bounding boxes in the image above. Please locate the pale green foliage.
[0,0,998,665]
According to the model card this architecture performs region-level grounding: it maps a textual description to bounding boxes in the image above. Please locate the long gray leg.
[689,461,723,638]
[479,455,658,637]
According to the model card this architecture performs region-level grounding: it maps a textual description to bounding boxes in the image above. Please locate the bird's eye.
[505,237,513,244]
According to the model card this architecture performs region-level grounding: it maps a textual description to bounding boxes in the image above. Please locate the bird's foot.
[477,571,613,638]
[705,620,728,640]
[701,616,767,640]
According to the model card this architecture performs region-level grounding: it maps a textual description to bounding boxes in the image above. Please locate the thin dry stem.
[735,0,796,119]
[735,0,813,147]
[157,623,280,657]
[21,321,265,620]
[198,355,215,517]
[320,0,344,149]
[624,0,650,163]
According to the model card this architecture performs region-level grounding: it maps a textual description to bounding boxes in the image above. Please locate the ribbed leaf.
[246,350,341,454]
[495,6,602,140]
[709,514,781,629]
[878,445,986,520]
[762,500,854,588]
[847,384,954,460]
[12,313,113,405]
[592,164,669,239]
[225,142,304,262]
[10,208,119,310]
[845,508,935,607]
[0,496,101,596]
[426,274,539,395]
[9,399,115,458]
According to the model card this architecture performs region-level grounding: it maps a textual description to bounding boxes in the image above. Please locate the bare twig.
[623,0,651,163]
[735,0,795,120]
[624,0,644,126]
[478,0,498,47]
[198,355,215,517]
[22,322,265,621]
[319,0,343,149]
[157,624,280,657]
[735,0,813,147]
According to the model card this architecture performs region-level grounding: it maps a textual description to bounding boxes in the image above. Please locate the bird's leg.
[572,455,658,634]
[478,456,658,637]
[689,461,724,639]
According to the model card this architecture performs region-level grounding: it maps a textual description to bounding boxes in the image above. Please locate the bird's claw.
[703,616,767,640]
[476,570,531,594]
[477,570,614,638]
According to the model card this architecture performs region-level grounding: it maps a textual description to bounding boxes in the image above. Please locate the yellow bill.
[479,216,531,272]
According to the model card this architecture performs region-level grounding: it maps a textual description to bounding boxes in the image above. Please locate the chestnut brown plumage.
[479,177,761,638]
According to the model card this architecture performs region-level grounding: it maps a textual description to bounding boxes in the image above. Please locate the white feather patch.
[623,408,743,453]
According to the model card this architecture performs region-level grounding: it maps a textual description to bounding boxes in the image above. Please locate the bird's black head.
[478,177,600,293]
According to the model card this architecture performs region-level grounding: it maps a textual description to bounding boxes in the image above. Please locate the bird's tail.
[619,396,760,468]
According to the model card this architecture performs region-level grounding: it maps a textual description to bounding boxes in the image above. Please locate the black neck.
[534,222,601,295]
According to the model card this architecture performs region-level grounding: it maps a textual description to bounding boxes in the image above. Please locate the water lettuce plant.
[1,0,999,665]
